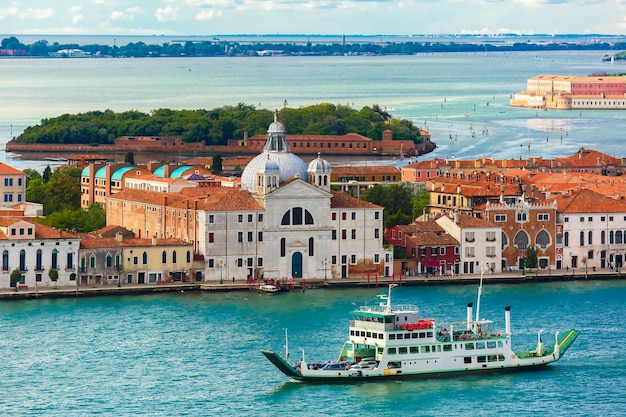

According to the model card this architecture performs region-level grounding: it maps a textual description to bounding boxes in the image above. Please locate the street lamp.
[219,260,224,284]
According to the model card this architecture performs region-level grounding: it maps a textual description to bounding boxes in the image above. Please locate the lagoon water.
[2,50,626,416]
[1,282,625,416]
[2,50,626,172]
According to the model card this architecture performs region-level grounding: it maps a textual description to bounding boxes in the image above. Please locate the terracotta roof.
[551,189,626,213]
[408,231,459,246]
[332,165,401,175]
[0,217,79,239]
[330,190,381,209]
[0,162,24,176]
[80,236,192,249]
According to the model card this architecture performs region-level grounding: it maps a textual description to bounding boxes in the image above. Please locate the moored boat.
[258,284,281,293]
[261,283,579,382]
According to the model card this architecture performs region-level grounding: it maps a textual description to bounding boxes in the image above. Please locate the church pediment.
[288,239,307,248]
[266,178,331,200]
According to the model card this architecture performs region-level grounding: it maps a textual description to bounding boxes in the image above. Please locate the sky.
[1,0,626,37]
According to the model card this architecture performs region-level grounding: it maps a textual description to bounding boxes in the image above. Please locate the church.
[106,112,392,281]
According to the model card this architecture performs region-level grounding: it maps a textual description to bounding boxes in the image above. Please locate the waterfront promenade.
[1,267,623,300]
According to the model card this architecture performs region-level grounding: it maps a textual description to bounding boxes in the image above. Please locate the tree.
[361,182,429,228]
[48,268,59,287]
[211,152,223,171]
[42,165,52,183]
[525,246,538,273]
[10,269,22,292]
[124,151,135,165]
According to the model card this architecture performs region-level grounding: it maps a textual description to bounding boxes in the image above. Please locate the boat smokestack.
[505,306,511,336]
[467,302,473,330]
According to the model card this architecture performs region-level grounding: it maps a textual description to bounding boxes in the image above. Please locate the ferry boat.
[261,283,579,381]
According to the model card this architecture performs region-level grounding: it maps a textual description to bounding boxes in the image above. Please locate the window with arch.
[90,254,96,268]
[564,231,569,247]
[162,250,167,264]
[172,251,177,264]
[280,238,286,257]
[143,252,148,264]
[186,251,191,263]
[20,249,26,271]
[309,237,314,256]
[36,249,43,270]
[513,230,530,250]
[601,230,606,245]
[2,250,8,271]
[281,207,314,226]
[501,232,509,250]
[51,249,58,270]
[617,230,623,244]
[106,254,113,268]
[535,230,550,250]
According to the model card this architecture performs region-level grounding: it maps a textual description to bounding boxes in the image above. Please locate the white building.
[0,218,80,289]
[436,211,502,274]
[106,112,392,281]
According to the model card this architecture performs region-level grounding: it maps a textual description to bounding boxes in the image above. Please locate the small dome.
[307,153,332,174]
[261,155,280,174]
[242,152,308,192]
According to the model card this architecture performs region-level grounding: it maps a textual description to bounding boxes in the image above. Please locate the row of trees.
[15,103,423,146]
[3,36,624,58]
[25,165,105,232]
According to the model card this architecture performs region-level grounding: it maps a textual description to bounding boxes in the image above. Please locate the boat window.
[476,342,486,350]
[377,347,384,354]
[411,333,418,339]
[443,344,452,352]
[360,331,365,337]
[498,341,504,348]
[399,347,408,354]
[436,345,441,352]
[366,332,371,338]
[477,356,487,363]
[465,343,475,350]
[388,348,397,355]
[464,357,472,364]
[486,341,496,349]
[389,334,396,340]
[384,317,393,324]
[421,346,430,353]
[350,330,355,336]
[419,332,426,339]
[410,346,419,354]
[427,332,433,338]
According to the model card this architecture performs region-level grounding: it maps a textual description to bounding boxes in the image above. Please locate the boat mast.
[381,284,398,313]
[475,264,487,322]
[285,328,289,359]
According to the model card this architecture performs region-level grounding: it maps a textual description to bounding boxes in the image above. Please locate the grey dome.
[307,153,332,174]
[241,111,308,193]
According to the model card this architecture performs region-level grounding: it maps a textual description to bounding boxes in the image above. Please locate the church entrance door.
[292,252,302,278]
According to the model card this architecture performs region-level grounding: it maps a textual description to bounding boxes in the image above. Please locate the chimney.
[152,235,158,246]
[116,232,123,242]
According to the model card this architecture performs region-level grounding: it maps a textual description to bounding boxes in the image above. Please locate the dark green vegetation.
[361,182,429,229]
[3,35,625,58]
[14,103,423,146]
[24,166,105,232]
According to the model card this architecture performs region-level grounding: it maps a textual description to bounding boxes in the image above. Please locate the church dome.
[241,111,308,193]
[307,153,332,174]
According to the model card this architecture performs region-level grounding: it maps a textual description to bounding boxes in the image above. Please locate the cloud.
[73,14,83,25]
[19,8,54,20]
[155,5,179,21]
[196,10,223,20]
[109,7,141,21]
[68,6,82,13]
[0,5,18,20]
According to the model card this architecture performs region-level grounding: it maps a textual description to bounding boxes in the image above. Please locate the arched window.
[601,230,606,245]
[36,249,43,270]
[172,251,177,264]
[143,252,148,264]
[535,230,550,250]
[162,251,167,264]
[280,238,286,257]
[106,254,113,268]
[281,208,315,226]
[90,254,96,268]
[610,231,614,244]
[564,231,569,247]
[588,231,593,245]
[20,249,26,271]
[501,232,509,250]
[51,249,58,270]
[2,250,7,271]
[579,231,585,246]
[513,230,529,250]
[186,251,191,263]
[309,237,314,256]
[617,230,623,244]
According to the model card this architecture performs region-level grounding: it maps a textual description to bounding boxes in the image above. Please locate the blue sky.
[1,0,625,36]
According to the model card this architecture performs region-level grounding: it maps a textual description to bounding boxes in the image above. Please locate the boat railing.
[358,304,419,313]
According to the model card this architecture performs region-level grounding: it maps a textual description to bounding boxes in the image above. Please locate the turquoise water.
[2,50,626,171]
[1,281,624,416]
